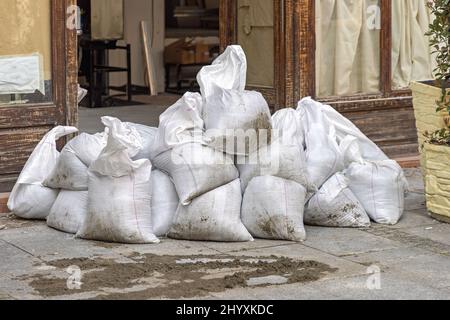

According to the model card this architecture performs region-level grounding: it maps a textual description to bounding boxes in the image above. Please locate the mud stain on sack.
[19,253,337,299]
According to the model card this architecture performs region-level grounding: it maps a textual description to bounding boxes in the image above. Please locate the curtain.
[392,0,434,89]
[316,0,434,97]
[238,0,274,87]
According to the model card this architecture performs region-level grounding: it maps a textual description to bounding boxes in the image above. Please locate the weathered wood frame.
[220,0,418,157]
[0,0,78,191]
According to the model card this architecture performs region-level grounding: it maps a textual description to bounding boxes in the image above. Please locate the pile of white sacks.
[7,46,408,244]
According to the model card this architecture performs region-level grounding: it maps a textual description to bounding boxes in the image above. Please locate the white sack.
[151,170,179,237]
[237,138,313,193]
[241,176,307,242]
[305,123,344,189]
[272,108,305,149]
[7,126,78,219]
[346,160,408,225]
[47,190,88,234]
[153,143,238,205]
[298,97,388,161]
[77,117,158,244]
[202,88,273,155]
[305,173,371,228]
[43,132,106,191]
[152,92,205,159]
[197,46,272,155]
[127,123,157,161]
[197,45,247,96]
[168,179,253,242]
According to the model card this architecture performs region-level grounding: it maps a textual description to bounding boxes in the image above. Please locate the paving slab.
[302,227,410,257]
[388,210,441,230]
[218,243,369,281]
[401,223,450,246]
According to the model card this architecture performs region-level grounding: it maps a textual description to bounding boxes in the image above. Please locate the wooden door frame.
[219,0,314,111]
[220,0,414,112]
[0,0,78,191]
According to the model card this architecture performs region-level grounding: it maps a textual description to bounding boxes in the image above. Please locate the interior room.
[76,0,220,131]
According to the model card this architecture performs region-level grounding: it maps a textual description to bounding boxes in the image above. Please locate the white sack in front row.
[77,117,158,244]
[47,190,88,234]
[346,160,408,225]
[44,133,107,191]
[151,170,179,237]
[305,173,370,228]
[197,46,272,155]
[168,179,253,242]
[7,126,78,219]
[241,176,307,242]
[153,143,238,205]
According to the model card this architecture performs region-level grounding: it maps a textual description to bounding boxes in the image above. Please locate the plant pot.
[423,143,450,222]
[410,81,449,168]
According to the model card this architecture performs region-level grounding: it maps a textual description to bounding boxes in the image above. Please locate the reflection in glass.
[0,0,52,105]
[315,0,381,97]
[237,0,274,87]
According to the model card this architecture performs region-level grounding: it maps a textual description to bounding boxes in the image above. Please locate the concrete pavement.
[0,168,449,300]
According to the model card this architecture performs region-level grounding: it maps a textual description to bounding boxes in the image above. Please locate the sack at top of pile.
[197,45,273,156]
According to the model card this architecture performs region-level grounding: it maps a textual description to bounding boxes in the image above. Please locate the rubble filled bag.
[153,142,239,205]
[298,97,388,161]
[7,126,78,219]
[47,190,88,234]
[77,117,159,244]
[272,108,305,149]
[305,173,371,228]
[44,133,107,191]
[241,176,307,242]
[127,123,157,161]
[305,122,344,189]
[237,138,313,193]
[151,170,179,237]
[345,160,408,225]
[168,179,253,242]
[197,45,272,155]
[152,92,205,159]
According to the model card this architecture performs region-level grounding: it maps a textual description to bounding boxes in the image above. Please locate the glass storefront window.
[0,0,52,106]
[315,0,381,97]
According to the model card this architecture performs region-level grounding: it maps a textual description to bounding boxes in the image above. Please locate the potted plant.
[411,0,450,222]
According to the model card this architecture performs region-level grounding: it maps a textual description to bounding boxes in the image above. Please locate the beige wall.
[0,0,52,80]
[109,0,165,92]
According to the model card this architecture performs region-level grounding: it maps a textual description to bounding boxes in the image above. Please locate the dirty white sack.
[168,179,253,242]
[152,92,205,159]
[305,122,344,189]
[298,97,388,161]
[47,190,88,234]
[151,170,179,237]
[305,173,371,228]
[197,46,272,155]
[346,160,408,225]
[241,176,307,242]
[153,142,239,205]
[44,133,107,191]
[7,126,78,219]
[272,108,305,149]
[127,123,157,161]
[237,138,313,193]
[77,117,158,244]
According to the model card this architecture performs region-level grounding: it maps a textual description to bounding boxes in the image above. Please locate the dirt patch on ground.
[20,253,337,300]
[0,214,44,230]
